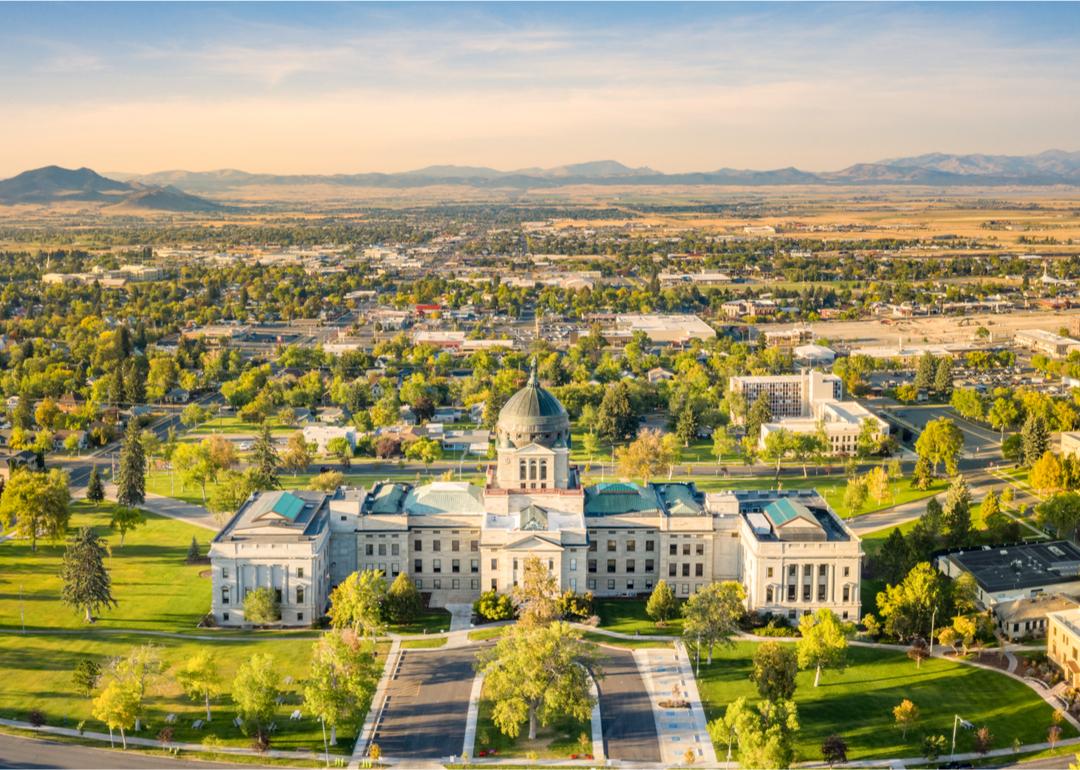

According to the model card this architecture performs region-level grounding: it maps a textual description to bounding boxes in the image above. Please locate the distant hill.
[0,166,222,211]
[38,150,1080,201]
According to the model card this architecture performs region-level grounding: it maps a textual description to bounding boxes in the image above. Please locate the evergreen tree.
[942,475,972,547]
[1021,413,1049,467]
[675,406,699,447]
[933,357,953,395]
[646,579,678,626]
[875,528,911,584]
[248,425,281,490]
[116,420,146,507]
[186,536,201,563]
[914,352,936,392]
[912,454,933,490]
[595,382,636,443]
[12,395,32,430]
[922,496,944,539]
[746,392,773,444]
[86,466,105,504]
[60,527,117,623]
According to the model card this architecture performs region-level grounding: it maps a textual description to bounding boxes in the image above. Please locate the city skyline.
[2,2,1079,177]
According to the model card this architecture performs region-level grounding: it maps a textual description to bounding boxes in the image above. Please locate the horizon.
[2,2,1079,178]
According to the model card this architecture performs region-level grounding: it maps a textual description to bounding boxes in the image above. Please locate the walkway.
[633,643,715,766]
[594,645,661,762]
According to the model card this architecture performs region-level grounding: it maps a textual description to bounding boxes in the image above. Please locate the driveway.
[595,647,661,762]
[373,646,476,759]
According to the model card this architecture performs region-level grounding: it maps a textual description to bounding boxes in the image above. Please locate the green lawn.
[580,632,672,650]
[0,501,213,633]
[594,598,683,636]
[474,686,592,760]
[400,637,447,649]
[696,642,1073,762]
[387,607,453,635]
[0,632,387,755]
[468,627,507,642]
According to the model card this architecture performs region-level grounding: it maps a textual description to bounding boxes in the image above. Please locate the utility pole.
[929,606,938,655]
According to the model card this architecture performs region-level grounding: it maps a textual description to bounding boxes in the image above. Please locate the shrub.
[473,590,515,621]
[27,709,45,727]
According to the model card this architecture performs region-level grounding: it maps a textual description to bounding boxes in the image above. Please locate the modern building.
[612,314,717,345]
[937,540,1080,607]
[1048,608,1080,686]
[794,344,837,367]
[1015,329,1080,359]
[730,370,844,421]
[995,594,1079,641]
[209,365,862,626]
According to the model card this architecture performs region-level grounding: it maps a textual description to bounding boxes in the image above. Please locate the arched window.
[766,586,774,603]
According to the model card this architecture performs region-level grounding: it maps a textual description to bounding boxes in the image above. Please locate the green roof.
[584,482,659,516]
[271,492,305,521]
[763,498,809,527]
[370,484,407,514]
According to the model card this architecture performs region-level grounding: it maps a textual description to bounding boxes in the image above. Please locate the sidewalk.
[634,643,716,766]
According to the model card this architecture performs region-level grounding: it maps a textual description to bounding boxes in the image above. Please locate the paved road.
[595,647,661,763]
[373,646,475,759]
[0,733,239,769]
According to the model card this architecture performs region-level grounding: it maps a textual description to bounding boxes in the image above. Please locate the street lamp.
[928,606,938,656]
[951,714,974,757]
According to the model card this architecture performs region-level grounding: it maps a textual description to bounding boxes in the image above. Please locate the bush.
[157,726,175,746]
[473,590,515,621]
[27,709,45,727]
[243,586,281,625]
[557,590,593,621]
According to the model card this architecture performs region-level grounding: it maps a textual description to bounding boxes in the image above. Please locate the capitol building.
[209,367,863,627]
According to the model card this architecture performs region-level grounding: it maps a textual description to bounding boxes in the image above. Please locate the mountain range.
[0,166,223,211]
[109,151,1080,193]
[2,151,1079,210]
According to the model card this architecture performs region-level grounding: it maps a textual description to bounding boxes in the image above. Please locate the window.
[297,567,304,578]
[695,563,703,577]
[470,540,479,552]
[682,563,690,577]
[589,541,597,552]
[297,612,304,622]
[587,578,596,590]
[416,579,423,589]
[607,579,616,590]
[787,583,796,602]
[433,540,442,552]
[378,543,387,556]
[669,543,678,556]
[626,559,635,573]
[669,563,677,577]
[434,579,441,590]
[222,567,229,579]
[222,612,229,622]
[607,559,616,573]
[413,540,422,552]
[819,564,827,577]
[626,540,636,552]
[490,558,498,570]
[433,559,442,574]
[570,558,577,571]
[490,578,497,590]
[766,567,773,578]
[843,566,850,577]
[645,559,654,572]
[803,564,812,577]
[221,587,230,605]
[607,540,616,552]
[802,585,811,602]
[452,579,460,590]
[452,559,461,574]
[626,580,634,591]
[471,559,479,573]
[471,579,479,590]
[817,585,826,601]
[682,544,690,556]
[588,559,597,573]
[274,589,283,603]
[366,543,374,556]
[695,544,704,556]
[452,540,460,552]
[391,544,399,556]
[296,587,305,603]
[766,586,774,602]
[645,540,655,552]
[843,585,851,602]
[414,558,422,573]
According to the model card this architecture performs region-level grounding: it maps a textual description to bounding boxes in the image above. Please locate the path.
[0,732,241,769]
[593,645,661,763]
[633,642,715,766]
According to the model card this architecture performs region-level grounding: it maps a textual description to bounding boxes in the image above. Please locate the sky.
[1,1,1078,177]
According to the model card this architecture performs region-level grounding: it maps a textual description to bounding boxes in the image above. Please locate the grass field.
[386,607,453,636]
[0,632,387,755]
[0,501,213,633]
[696,641,1073,762]
[594,598,683,636]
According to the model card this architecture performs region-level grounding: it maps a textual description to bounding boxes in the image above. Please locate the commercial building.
[937,540,1080,606]
[209,367,861,626]
[730,370,843,421]
[1015,329,1080,359]
[612,314,717,345]
[1048,608,1080,686]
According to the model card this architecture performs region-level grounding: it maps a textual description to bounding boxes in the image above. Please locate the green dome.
[497,363,571,449]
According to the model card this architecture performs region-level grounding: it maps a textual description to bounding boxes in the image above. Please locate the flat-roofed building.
[1048,608,1080,686]
[730,370,843,421]
[613,314,717,345]
[937,540,1080,607]
[1016,329,1080,359]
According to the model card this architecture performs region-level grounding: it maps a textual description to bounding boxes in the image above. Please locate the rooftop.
[945,540,1080,594]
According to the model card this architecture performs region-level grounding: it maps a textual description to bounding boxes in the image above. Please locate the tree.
[303,630,379,749]
[716,696,800,770]
[797,609,850,687]
[614,428,673,484]
[93,679,139,749]
[856,418,883,459]
[1038,492,1080,540]
[208,469,256,515]
[1002,433,1024,464]
[282,432,314,475]
[403,436,442,466]
[581,432,600,461]
[513,556,561,628]
[942,475,972,547]
[875,528,912,585]
[712,425,735,465]
[116,419,146,507]
[750,641,798,700]
[477,622,598,741]
[746,392,773,444]
[110,645,161,733]
[385,573,422,624]
[328,570,387,637]
[0,468,71,551]
[912,454,933,490]
[308,470,344,491]
[877,562,944,641]
[174,650,221,722]
[180,403,209,429]
[934,356,954,395]
[865,466,892,504]
[248,425,280,490]
[915,418,964,476]
[646,580,678,626]
[893,698,920,739]
[821,734,848,767]
[595,381,637,443]
[682,581,745,664]
[907,637,931,668]
[1022,412,1050,467]
[172,441,216,503]
[186,536,201,563]
[952,572,980,615]
[988,397,1019,441]
[952,614,979,655]
[914,352,936,392]
[243,587,281,625]
[923,734,947,760]
[109,506,145,548]
[762,429,792,475]
[231,653,280,737]
[843,477,869,515]
[86,467,105,504]
[73,658,102,698]
[1031,451,1065,496]
[973,726,994,755]
[60,527,117,623]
